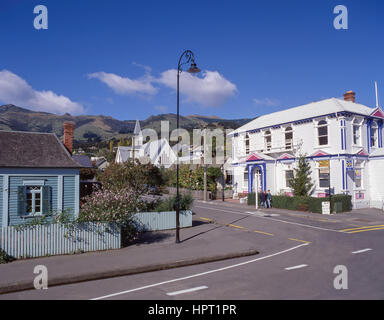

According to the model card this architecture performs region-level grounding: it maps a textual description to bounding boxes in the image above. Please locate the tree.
[289,154,314,196]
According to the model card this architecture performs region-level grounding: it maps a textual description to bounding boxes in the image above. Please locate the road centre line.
[352,248,372,254]
[288,238,312,244]
[254,230,274,236]
[347,227,384,234]
[194,205,339,232]
[227,224,244,229]
[90,243,309,300]
[340,225,384,232]
[166,285,208,296]
[284,264,308,271]
[199,217,213,222]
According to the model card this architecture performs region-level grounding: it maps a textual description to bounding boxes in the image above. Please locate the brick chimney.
[344,91,356,103]
[63,121,75,154]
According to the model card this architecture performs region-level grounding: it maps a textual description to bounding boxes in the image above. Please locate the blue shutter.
[17,186,27,216]
[42,186,52,215]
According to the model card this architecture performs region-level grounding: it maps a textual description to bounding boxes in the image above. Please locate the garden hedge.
[247,193,352,213]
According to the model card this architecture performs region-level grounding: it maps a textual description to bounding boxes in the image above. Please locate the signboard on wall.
[319,160,330,168]
[346,160,354,171]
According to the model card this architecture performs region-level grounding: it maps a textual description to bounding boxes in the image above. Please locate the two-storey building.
[229,91,384,209]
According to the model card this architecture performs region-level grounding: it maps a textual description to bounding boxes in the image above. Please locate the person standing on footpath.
[267,190,272,208]
[260,190,266,208]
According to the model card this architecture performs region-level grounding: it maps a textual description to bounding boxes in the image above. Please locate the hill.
[0,104,254,143]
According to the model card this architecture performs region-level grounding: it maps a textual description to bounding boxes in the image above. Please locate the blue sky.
[0,0,383,121]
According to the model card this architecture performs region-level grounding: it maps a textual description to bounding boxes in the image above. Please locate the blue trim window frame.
[377,120,383,148]
[352,118,363,146]
[370,121,379,149]
[340,119,346,151]
[316,119,329,147]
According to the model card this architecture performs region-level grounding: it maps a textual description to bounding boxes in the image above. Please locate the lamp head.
[187,62,201,74]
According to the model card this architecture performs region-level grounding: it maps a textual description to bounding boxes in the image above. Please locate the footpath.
[0,214,258,295]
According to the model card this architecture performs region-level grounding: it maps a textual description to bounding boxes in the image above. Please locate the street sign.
[322,201,331,215]
[346,160,354,171]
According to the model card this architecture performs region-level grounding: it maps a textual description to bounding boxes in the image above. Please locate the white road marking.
[194,205,338,232]
[284,264,308,271]
[166,286,208,296]
[90,243,309,300]
[352,248,372,254]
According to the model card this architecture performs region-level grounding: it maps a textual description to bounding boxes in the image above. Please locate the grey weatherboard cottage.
[0,130,80,227]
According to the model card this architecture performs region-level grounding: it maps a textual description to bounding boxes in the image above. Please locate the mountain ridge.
[0,104,254,142]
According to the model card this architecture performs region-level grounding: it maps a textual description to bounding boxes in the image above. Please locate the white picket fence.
[0,222,121,259]
[0,210,193,259]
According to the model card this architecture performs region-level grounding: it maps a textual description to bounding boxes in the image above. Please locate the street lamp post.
[176,50,200,243]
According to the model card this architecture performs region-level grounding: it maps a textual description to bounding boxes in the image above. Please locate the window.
[245,133,250,155]
[371,121,378,147]
[18,184,51,217]
[354,161,363,189]
[317,120,328,146]
[285,127,293,150]
[264,130,272,151]
[319,170,330,188]
[353,119,361,145]
[244,168,249,182]
[285,170,293,188]
[354,169,362,188]
[26,186,42,215]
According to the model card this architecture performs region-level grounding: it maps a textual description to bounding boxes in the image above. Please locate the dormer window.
[317,120,328,146]
[264,130,272,151]
[285,127,293,150]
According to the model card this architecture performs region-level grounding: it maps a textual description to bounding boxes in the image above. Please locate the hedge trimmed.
[247,193,352,213]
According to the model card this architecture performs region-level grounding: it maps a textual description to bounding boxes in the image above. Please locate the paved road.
[2,201,384,300]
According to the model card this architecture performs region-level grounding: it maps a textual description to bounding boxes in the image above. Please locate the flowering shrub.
[79,188,148,224]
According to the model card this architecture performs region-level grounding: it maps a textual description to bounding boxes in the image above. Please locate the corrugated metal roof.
[0,131,80,168]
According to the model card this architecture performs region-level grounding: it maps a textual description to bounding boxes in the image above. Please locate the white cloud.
[156,69,237,107]
[253,97,280,107]
[88,71,157,96]
[88,67,237,107]
[0,70,84,114]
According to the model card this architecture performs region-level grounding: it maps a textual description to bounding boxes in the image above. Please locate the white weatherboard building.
[115,120,177,168]
[229,91,384,210]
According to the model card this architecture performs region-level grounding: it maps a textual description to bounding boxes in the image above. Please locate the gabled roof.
[356,148,369,156]
[277,153,295,160]
[311,150,330,157]
[0,131,80,168]
[370,107,384,118]
[230,98,376,135]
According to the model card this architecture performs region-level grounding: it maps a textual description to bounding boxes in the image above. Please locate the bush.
[247,193,352,213]
[153,193,194,212]
[0,248,15,264]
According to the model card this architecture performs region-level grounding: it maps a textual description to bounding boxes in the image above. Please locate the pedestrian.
[260,190,266,208]
[267,190,272,208]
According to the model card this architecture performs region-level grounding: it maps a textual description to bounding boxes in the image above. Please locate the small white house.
[229,91,384,210]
